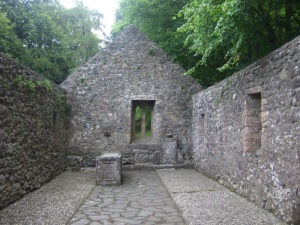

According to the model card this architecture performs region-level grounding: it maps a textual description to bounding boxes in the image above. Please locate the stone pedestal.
[160,138,177,164]
[96,153,122,185]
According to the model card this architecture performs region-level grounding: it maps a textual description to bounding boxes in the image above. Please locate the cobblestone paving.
[67,170,185,225]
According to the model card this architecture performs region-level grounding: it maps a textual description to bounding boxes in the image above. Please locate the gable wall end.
[61,25,202,165]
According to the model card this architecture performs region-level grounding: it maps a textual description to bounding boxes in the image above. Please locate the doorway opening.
[131,100,155,142]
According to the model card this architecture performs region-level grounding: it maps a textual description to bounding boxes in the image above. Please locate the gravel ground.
[157,168,286,225]
[0,171,96,225]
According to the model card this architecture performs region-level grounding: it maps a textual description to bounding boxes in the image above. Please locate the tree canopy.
[113,0,300,87]
[0,0,103,84]
[1,0,299,86]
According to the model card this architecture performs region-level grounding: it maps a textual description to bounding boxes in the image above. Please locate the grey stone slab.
[70,218,90,225]
[157,168,286,225]
[109,213,121,218]
[90,222,102,225]
[89,215,110,221]
[137,210,153,217]
[121,212,138,218]
[103,208,125,213]
[113,217,143,224]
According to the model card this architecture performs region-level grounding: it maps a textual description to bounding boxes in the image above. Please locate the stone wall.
[0,53,69,209]
[61,26,201,167]
[192,36,300,224]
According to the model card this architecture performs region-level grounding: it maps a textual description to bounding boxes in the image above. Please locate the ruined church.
[61,25,202,168]
[0,25,299,224]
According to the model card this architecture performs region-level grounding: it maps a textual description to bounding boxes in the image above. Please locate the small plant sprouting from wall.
[37,80,53,92]
[148,47,155,56]
[14,75,71,127]
[56,91,71,128]
[14,75,36,92]
[79,78,85,84]
[14,75,53,92]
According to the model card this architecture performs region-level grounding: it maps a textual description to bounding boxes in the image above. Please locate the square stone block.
[96,153,122,185]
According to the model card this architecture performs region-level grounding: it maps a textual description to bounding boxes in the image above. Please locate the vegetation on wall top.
[0,0,299,87]
[113,0,300,87]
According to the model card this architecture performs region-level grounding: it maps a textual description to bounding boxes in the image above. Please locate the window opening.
[242,92,262,153]
[131,100,155,142]
[199,114,205,143]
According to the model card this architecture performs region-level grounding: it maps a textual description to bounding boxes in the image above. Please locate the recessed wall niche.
[242,87,262,153]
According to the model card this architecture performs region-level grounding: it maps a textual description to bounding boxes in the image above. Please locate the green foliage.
[135,106,152,131]
[113,0,300,87]
[14,75,37,92]
[179,0,300,74]
[0,11,27,60]
[14,75,54,92]
[0,0,103,84]
[148,47,155,56]
[37,80,53,92]
[112,0,235,87]
[56,91,71,116]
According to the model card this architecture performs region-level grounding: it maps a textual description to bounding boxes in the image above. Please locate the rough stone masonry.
[192,36,300,224]
[61,25,202,167]
[0,53,69,209]
[0,25,299,224]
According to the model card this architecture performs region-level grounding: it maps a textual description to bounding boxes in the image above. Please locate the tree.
[113,0,234,86]
[178,0,300,74]
[0,11,25,60]
[0,0,104,84]
[59,1,104,65]
[113,0,300,87]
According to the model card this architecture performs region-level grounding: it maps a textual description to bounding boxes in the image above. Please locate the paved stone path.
[67,170,185,225]
[0,169,286,225]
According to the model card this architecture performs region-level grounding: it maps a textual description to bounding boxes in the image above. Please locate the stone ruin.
[61,25,202,168]
[0,25,299,224]
[192,35,300,223]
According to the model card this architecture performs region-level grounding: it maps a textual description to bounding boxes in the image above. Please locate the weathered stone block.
[243,116,262,127]
[243,133,261,141]
[246,86,262,94]
[133,149,151,164]
[160,138,177,164]
[96,153,122,185]
[242,109,258,117]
